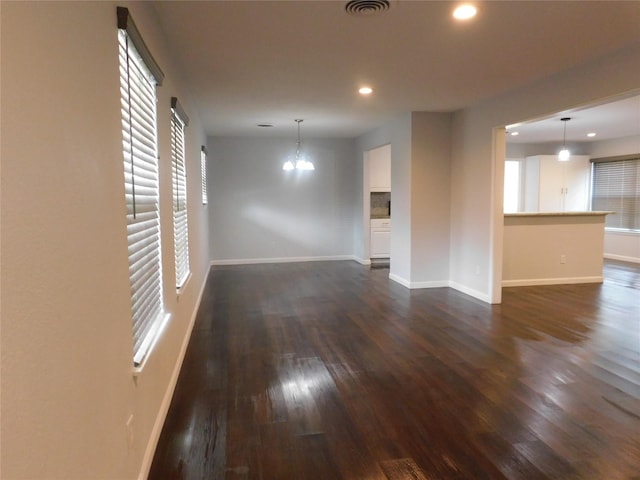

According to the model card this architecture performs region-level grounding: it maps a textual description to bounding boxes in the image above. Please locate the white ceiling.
[153,1,640,138]
[506,94,640,144]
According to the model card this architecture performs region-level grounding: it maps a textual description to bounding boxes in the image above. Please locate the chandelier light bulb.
[283,119,315,171]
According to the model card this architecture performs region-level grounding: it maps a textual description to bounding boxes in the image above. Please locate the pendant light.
[558,117,571,161]
[283,119,314,171]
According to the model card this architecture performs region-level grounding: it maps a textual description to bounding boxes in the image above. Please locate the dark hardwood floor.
[149,260,640,479]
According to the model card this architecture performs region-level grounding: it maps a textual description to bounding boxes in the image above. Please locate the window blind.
[592,157,640,231]
[201,146,208,205]
[118,8,165,368]
[170,97,190,289]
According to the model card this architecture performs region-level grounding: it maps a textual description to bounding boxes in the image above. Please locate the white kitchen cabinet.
[524,155,591,212]
[370,218,391,258]
[369,144,391,192]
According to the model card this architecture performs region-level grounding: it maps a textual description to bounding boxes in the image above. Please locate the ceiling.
[506,94,640,145]
[152,1,640,139]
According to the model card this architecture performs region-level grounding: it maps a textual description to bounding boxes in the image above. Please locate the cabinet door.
[370,230,390,258]
[563,156,590,211]
[527,155,591,212]
[369,144,391,191]
[538,157,564,212]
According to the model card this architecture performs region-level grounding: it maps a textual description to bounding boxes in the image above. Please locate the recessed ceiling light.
[359,86,373,95]
[453,4,477,20]
[510,131,519,136]
[587,132,597,137]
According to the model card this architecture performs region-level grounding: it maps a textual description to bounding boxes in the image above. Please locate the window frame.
[591,154,640,232]
[118,6,168,369]
[201,146,208,205]
[170,97,191,290]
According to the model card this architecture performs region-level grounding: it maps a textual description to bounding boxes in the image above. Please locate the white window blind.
[118,7,166,368]
[201,146,208,205]
[592,156,640,231]
[170,97,190,289]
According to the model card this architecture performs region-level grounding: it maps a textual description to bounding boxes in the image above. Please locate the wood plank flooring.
[149,260,640,479]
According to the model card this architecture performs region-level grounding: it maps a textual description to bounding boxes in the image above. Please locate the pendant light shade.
[283,119,314,171]
[558,117,571,162]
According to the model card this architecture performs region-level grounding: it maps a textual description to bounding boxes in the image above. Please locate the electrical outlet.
[560,254,567,264]
[475,265,480,275]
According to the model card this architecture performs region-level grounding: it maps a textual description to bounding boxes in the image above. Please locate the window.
[170,97,190,289]
[201,146,208,205]
[117,7,167,368]
[592,155,640,231]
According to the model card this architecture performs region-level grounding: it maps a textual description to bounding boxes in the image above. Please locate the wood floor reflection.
[149,260,640,479]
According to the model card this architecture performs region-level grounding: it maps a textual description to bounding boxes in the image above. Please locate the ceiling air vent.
[345,0,391,16]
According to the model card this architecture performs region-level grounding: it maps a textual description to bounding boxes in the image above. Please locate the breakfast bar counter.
[502,211,612,287]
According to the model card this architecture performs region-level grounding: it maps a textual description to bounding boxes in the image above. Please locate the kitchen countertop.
[504,211,613,217]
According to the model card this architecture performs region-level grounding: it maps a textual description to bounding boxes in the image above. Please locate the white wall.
[208,136,357,263]
[587,134,640,158]
[451,43,640,304]
[355,114,412,282]
[1,2,209,479]
[604,231,640,263]
[506,141,591,158]
[353,113,452,288]
[410,112,451,286]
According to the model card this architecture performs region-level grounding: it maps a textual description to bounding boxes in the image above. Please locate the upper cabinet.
[524,155,591,212]
[369,144,391,192]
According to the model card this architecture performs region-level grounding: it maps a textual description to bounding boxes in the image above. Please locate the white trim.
[137,272,209,480]
[132,312,171,376]
[390,276,493,303]
[389,274,448,289]
[603,253,640,264]
[389,273,410,288]
[409,280,450,289]
[210,255,356,266]
[605,228,640,236]
[353,256,372,265]
[449,281,493,303]
[502,276,603,287]
[176,271,192,296]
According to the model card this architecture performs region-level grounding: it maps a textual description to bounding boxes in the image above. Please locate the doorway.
[363,144,391,266]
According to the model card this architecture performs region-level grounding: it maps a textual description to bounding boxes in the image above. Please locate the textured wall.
[1,2,209,478]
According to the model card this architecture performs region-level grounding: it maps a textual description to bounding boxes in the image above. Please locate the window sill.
[132,312,172,377]
[605,228,640,236]
[176,272,192,297]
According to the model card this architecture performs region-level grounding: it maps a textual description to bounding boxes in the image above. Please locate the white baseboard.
[604,253,640,264]
[388,273,449,290]
[448,281,492,303]
[210,255,356,266]
[409,280,450,289]
[137,272,209,480]
[353,256,371,265]
[389,273,410,288]
[502,276,603,287]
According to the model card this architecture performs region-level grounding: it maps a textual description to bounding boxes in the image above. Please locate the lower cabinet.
[370,218,391,258]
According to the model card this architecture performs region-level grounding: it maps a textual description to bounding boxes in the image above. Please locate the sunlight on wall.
[243,204,330,251]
